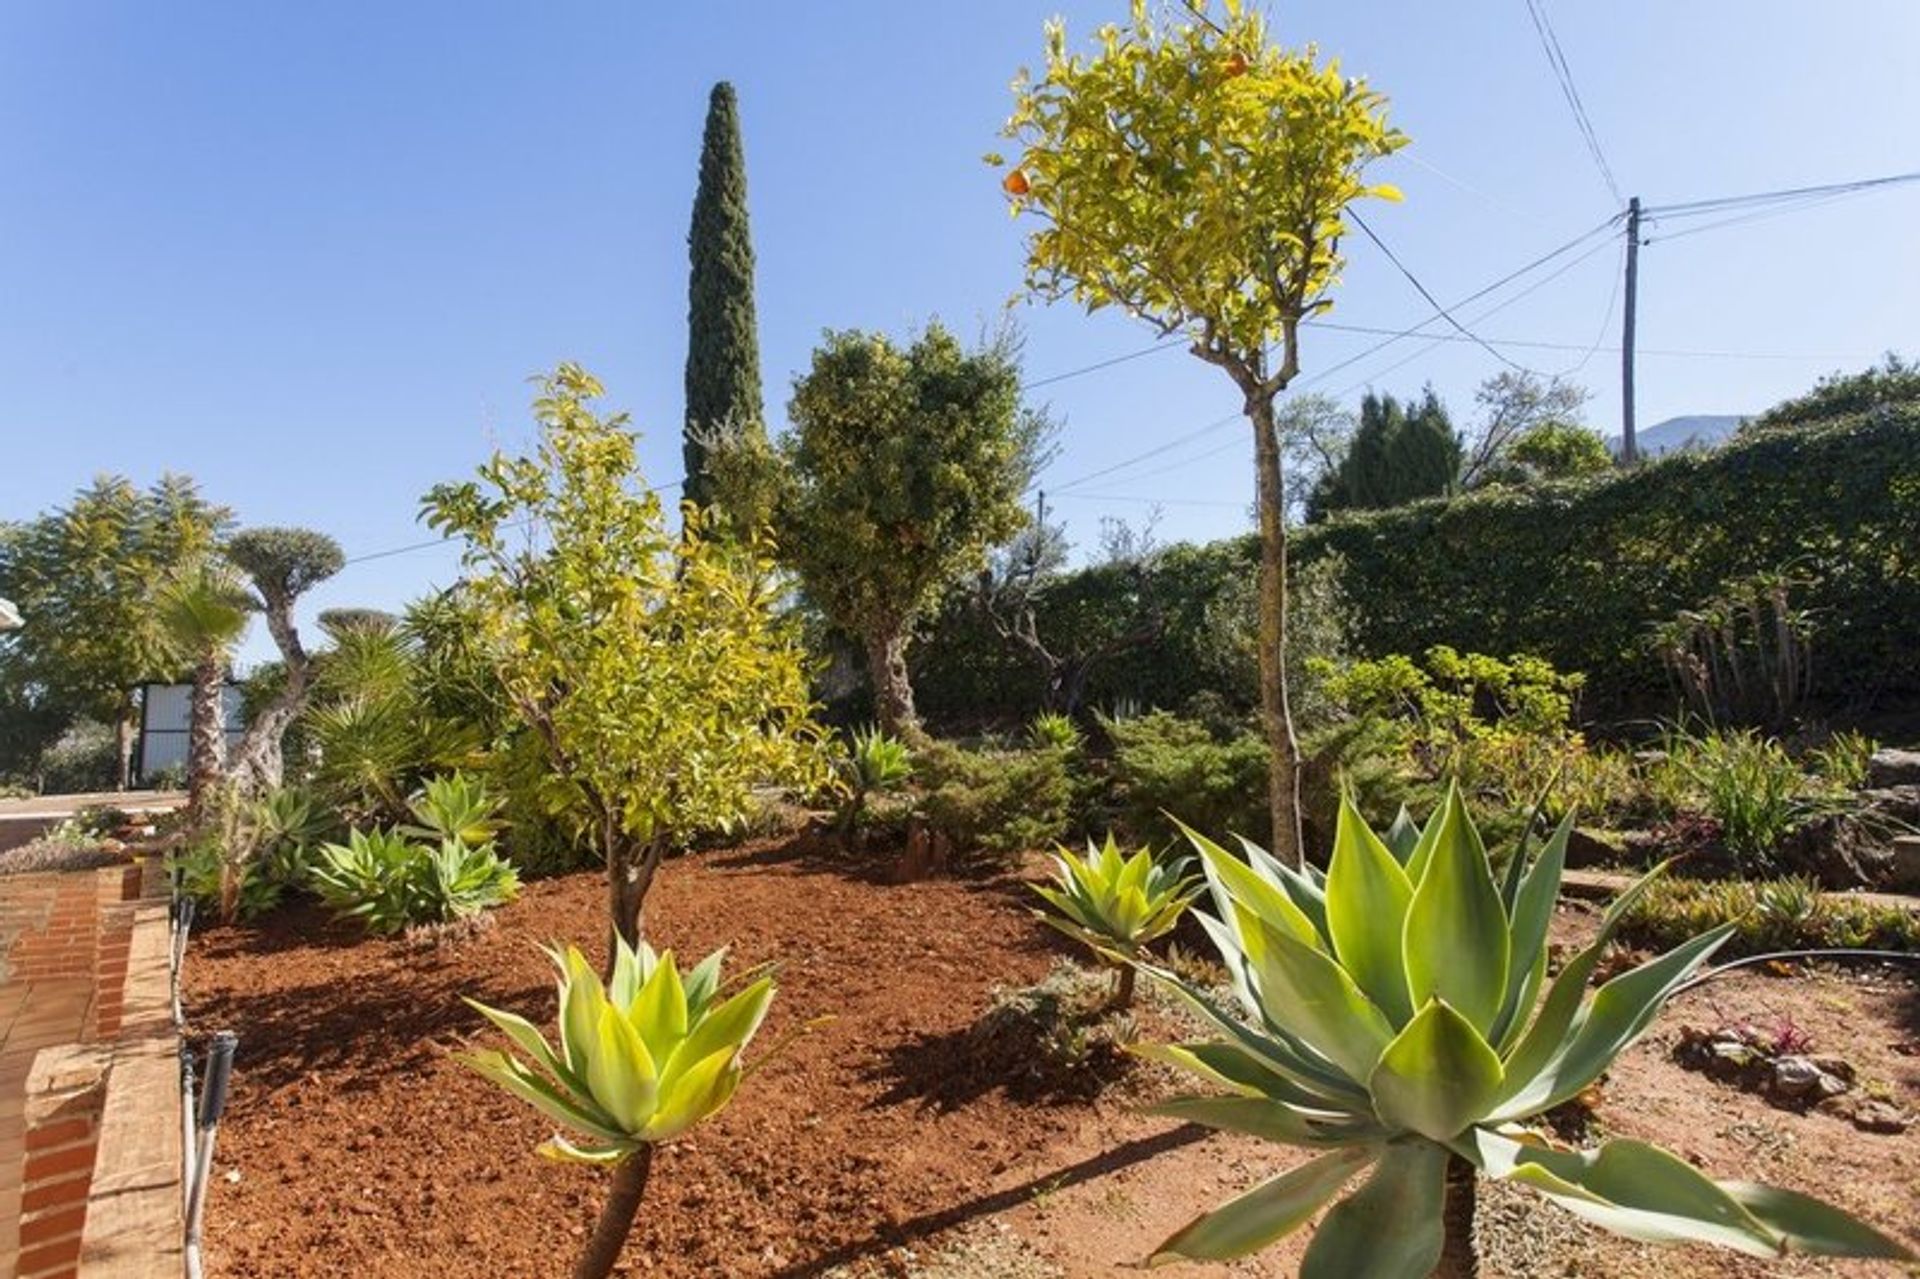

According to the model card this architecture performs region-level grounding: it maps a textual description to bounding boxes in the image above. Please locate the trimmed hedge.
[1298,405,1920,709]
[910,404,1918,727]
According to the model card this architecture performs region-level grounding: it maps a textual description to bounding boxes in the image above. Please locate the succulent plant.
[1131,786,1912,1274]
[1033,835,1201,1008]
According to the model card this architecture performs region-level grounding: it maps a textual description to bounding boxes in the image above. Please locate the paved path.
[0,867,137,1277]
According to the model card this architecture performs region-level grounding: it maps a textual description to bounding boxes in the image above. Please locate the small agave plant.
[1033,834,1201,1008]
[1132,787,1912,1277]
[461,940,776,1279]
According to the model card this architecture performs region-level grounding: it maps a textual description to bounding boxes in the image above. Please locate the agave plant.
[308,828,517,935]
[1029,710,1084,753]
[1033,835,1200,1008]
[836,725,912,842]
[1131,787,1912,1276]
[404,771,504,847]
[461,940,776,1279]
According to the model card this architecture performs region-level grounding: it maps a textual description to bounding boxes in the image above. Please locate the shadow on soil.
[770,1123,1208,1279]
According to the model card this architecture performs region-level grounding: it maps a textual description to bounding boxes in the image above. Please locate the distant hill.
[1607,414,1746,459]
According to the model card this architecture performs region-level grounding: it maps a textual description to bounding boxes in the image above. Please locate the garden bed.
[184,838,1919,1277]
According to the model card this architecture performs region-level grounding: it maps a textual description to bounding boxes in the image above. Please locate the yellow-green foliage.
[460,939,773,1163]
[1033,835,1199,956]
[422,366,828,929]
[1621,875,1920,958]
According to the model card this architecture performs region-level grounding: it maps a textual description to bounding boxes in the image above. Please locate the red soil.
[185,840,1920,1278]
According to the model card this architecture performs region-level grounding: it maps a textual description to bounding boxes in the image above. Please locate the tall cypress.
[682,81,765,512]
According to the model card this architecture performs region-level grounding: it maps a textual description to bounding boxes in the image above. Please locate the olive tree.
[731,324,1049,738]
[225,526,344,790]
[997,0,1405,864]
[423,364,824,948]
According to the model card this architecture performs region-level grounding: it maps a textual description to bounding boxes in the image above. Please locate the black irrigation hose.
[1671,948,1920,998]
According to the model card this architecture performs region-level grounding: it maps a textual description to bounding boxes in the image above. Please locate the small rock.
[1770,1056,1824,1098]
[1866,748,1920,789]
[1849,1100,1910,1135]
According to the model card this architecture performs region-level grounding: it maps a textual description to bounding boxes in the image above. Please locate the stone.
[1889,836,1920,892]
[1866,748,1920,788]
[1769,1055,1824,1099]
[1849,1099,1910,1135]
[1564,827,1622,869]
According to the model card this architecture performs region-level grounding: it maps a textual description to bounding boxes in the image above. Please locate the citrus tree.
[997,0,1405,864]
[423,364,824,948]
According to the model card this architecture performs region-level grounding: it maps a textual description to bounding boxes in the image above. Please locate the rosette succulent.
[461,939,778,1279]
[1133,787,1912,1275]
[1033,834,1201,1007]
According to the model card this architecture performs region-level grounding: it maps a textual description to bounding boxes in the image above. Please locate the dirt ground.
[185,837,1920,1278]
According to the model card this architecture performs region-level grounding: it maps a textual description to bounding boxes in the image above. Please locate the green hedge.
[1298,405,1920,709]
[911,404,1918,727]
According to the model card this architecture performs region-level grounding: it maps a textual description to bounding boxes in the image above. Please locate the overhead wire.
[1522,0,1623,204]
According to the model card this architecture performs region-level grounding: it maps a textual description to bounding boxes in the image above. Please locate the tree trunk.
[1434,1154,1479,1279]
[115,699,137,792]
[1112,962,1137,1010]
[605,832,665,968]
[864,624,920,741]
[229,596,308,793]
[572,1145,654,1279]
[1248,395,1305,867]
[186,655,228,816]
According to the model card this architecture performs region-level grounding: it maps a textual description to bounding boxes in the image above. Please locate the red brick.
[19,1173,89,1213]
[23,1141,96,1181]
[18,1203,87,1246]
[26,1117,93,1151]
[15,1239,82,1276]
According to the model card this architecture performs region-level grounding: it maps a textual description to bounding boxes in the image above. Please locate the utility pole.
[1620,196,1642,464]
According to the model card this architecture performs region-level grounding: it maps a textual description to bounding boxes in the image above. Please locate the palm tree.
[154,562,252,814]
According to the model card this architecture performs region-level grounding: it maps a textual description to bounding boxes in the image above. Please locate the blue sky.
[3,2,1916,664]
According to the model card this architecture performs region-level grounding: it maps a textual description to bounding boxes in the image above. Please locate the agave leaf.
[1238,911,1397,1085]
[1148,1146,1377,1264]
[1130,1041,1351,1112]
[645,1044,739,1142]
[1300,1140,1448,1279]
[1137,960,1369,1105]
[1489,814,1571,1046]
[1720,1182,1914,1259]
[454,1049,625,1143]
[1496,924,1734,1119]
[1148,1095,1383,1147]
[588,1004,657,1132]
[1232,833,1332,945]
[1403,787,1509,1033]
[462,998,579,1091]
[1368,1000,1505,1142]
[537,1133,636,1165]
[1189,826,1321,948]
[1402,801,1445,884]
[667,976,775,1076]
[680,946,728,1018]
[1324,795,1415,1026]
[1383,805,1421,865]
[631,949,689,1063]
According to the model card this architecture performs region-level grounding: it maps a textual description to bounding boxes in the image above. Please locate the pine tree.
[1313,389,1458,516]
[682,82,765,513]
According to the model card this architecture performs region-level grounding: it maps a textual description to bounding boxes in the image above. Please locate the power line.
[1348,210,1540,374]
[1522,0,1623,205]
[1021,340,1181,389]
[1642,169,1920,218]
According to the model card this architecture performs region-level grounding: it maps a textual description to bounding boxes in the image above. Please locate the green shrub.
[309,827,519,935]
[1806,729,1876,793]
[169,837,284,921]
[1104,711,1269,850]
[1620,875,1920,958]
[1666,728,1831,868]
[916,740,1074,857]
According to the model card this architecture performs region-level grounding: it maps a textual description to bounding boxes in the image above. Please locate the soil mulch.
[187,840,1920,1278]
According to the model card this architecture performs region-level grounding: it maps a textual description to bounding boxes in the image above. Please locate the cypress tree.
[682,81,765,512]
[1315,389,1458,516]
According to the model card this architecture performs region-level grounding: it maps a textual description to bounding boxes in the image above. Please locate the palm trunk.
[1248,395,1304,867]
[572,1146,654,1279]
[186,655,228,816]
[1434,1154,1479,1278]
[864,624,921,742]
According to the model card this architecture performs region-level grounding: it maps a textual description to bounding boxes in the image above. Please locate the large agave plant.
[1134,787,1912,1275]
[461,940,779,1279]
[1033,835,1200,1008]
